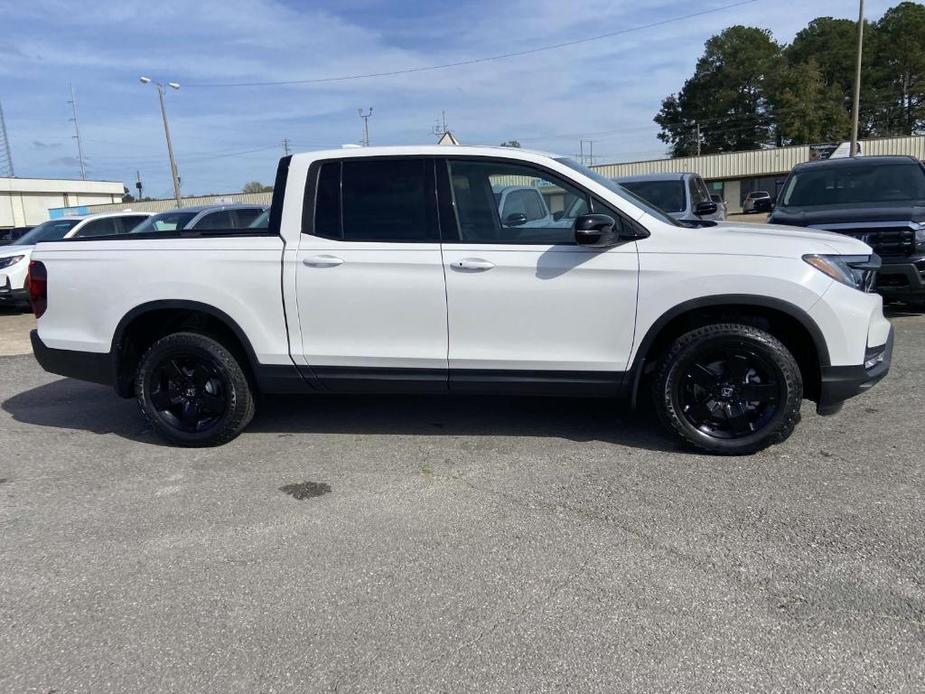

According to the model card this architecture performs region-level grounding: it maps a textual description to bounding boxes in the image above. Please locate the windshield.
[554,158,680,226]
[782,163,925,207]
[619,180,685,213]
[13,219,81,245]
[131,211,198,233]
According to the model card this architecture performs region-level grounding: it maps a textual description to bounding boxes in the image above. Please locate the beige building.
[1,177,124,228]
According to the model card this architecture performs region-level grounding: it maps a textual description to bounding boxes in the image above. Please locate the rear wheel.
[653,323,802,455]
[136,332,255,447]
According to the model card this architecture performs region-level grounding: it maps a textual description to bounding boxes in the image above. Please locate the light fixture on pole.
[358,107,373,147]
[140,76,183,206]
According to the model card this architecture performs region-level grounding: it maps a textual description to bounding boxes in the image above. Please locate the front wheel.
[136,332,255,447]
[653,323,803,455]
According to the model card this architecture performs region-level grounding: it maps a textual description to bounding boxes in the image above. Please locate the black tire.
[653,323,802,455]
[135,332,255,447]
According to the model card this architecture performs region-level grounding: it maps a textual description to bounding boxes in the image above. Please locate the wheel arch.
[111,300,261,397]
[627,294,830,407]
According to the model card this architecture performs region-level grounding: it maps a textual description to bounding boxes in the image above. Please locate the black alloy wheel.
[653,323,803,455]
[149,354,228,433]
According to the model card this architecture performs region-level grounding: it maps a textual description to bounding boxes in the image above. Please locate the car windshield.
[618,180,686,213]
[554,158,680,226]
[782,162,925,207]
[131,211,198,233]
[12,219,81,245]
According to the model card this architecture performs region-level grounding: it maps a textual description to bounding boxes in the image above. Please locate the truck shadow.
[2,378,683,453]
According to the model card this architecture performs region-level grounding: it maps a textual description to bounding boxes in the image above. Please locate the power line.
[186,0,760,88]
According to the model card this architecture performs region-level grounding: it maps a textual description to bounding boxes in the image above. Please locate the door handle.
[303,255,344,268]
[452,258,495,271]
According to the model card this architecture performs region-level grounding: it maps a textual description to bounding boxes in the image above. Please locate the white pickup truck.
[28,146,893,454]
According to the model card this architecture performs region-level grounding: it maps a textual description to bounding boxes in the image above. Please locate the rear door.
[438,158,639,393]
[294,157,448,391]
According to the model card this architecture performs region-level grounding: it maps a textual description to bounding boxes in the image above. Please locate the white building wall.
[0,178,123,227]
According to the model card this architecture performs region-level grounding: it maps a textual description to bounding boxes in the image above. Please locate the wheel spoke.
[724,401,752,435]
[191,365,213,388]
[164,358,186,383]
[150,389,176,411]
[739,382,777,401]
[685,399,715,423]
[725,354,751,383]
[180,399,201,428]
[688,363,718,391]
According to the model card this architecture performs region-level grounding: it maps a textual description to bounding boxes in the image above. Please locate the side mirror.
[503,212,528,227]
[695,201,718,216]
[552,210,565,221]
[574,214,619,248]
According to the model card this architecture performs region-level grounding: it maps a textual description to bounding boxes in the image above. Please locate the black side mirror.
[504,212,528,227]
[695,201,718,216]
[574,214,619,248]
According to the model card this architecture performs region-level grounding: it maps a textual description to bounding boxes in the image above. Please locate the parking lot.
[1,309,923,692]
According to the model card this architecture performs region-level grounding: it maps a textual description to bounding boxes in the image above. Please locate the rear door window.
[193,211,235,230]
[312,158,437,242]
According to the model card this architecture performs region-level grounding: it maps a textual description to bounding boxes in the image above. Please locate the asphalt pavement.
[1,310,923,692]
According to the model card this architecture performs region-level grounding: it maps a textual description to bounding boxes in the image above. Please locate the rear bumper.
[30,330,115,387]
[817,327,893,415]
[876,256,925,299]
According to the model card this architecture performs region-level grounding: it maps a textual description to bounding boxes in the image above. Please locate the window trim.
[302,156,440,243]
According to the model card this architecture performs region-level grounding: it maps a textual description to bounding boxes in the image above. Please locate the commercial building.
[594,135,925,213]
[1,177,124,228]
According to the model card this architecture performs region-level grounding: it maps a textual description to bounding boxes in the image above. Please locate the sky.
[0,0,898,197]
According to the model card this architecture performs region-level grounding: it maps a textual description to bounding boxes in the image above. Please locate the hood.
[770,202,925,227]
[702,221,872,257]
[0,245,34,260]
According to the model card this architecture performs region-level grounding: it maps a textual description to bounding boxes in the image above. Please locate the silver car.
[130,204,268,234]
[614,173,725,224]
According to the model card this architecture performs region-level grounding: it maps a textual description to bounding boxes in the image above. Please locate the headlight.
[803,254,880,291]
[0,255,25,270]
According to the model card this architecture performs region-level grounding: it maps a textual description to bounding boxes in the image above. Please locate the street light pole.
[850,0,865,158]
[140,77,182,207]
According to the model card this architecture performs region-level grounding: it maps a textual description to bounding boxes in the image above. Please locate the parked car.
[769,155,925,308]
[0,212,151,309]
[743,190,774,213]
[0,226,34,246]
[129,204,267,234]
[29,146,891,454]
[614,173,724,224]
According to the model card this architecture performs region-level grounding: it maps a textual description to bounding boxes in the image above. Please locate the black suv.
[770,156,925,307]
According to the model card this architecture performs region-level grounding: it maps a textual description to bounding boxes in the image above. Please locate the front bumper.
[30,330,115,387]
[0,275,28,304]
[876,255,925,299]
[816,327,893,415]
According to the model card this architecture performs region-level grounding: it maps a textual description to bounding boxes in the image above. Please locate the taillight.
[27,260,47,318]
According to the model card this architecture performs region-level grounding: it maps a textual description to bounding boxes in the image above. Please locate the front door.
[295,157,448,392]
[439,158,639,394]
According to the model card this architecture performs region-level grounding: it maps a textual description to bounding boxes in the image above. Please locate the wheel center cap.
[184,386,197,398]
[720,385,735,398]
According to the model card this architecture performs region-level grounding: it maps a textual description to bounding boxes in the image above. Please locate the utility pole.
[140,77,182,207]
[696,123,702,156]
[67,84,87,180]
[0,99,14,177]
[850,0,865,158]
[135,170,143,200]
[282,137,291,156]
[432,110,449,138]
[358,107,373,147]
[579,139,595,166]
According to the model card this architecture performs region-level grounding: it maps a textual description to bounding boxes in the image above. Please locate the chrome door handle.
[452,258,495,271]
[303,255,344,268]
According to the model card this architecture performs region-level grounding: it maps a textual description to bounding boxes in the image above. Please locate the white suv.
[28,146,892,454]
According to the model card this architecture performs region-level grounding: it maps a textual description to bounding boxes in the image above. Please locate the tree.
[769,59,851,145]
[871,1,925,135]
[242,181,272,193]
[655,26,783,157]
[499,140,521,148]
